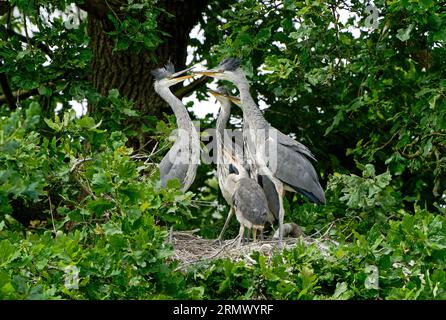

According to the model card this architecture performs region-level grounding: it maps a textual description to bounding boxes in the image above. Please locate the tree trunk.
[82,0,208,150]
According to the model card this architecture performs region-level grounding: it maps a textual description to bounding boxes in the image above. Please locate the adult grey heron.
[226,164,274,247]
[194,58,325,248]
[210,87,278,242]
[152,62,200,191]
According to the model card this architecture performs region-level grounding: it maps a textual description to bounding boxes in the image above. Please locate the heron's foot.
[236,235,243,248]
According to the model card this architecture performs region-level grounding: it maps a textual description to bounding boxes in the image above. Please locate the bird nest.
[169,229,336,271]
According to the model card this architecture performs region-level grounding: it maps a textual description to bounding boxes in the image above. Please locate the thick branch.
[0,1,11,15]
[0,88,37,105]
[75,0,121,19]
[0,62,15,109]
[0,82,55,105]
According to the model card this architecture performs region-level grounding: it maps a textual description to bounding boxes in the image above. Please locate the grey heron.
[194,58,325,248]
[210,87,278,242]
[152,62,200,191]
[210,87,244,242]
[226,164,274,247]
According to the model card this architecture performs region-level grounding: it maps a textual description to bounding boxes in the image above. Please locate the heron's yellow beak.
[228,96,241,106]
[208,89,221,97]
[208,89,241,106]
[194,70,221,77]
[171,75,194,84]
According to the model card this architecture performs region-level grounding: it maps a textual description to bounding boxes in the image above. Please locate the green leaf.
[364,265,379,290]
[396,24,413,41]
[44,118,62,132]
[324,111,343,136]
[87,198,114,215]
[0,240,18,266]
[256,27,271,43]
[91,172,113,194]
[332,282,352,300]
[38,86,52,97]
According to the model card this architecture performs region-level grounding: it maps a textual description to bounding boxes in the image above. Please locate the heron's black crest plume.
[219,58,241,71]
[151,61,175,80]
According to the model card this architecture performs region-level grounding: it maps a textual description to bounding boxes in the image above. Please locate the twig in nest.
[173,229,200,236]
[70,157,93,173]
[174,236,240,271]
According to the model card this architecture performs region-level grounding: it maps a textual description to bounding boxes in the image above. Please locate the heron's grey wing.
[159,151,174,180]
[275,129,316,161]
[257,174,279,220]
[159,144,189,189]
[232,178,270,226]
[272,141,326,204]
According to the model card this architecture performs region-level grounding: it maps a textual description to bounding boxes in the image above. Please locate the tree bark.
[81,0,208,150]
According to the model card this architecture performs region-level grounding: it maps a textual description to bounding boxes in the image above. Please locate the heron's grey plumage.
[225,170,273,246]
[232,177,272,227]
[213,87,247,242]
[195,58,325,248]
[214,89,281,222]
[213,87,275,243]
[257,174,280,220]
[274,140,325,204]
[153,62,200,191]
[215,87,243,205]
[218,58,241,71]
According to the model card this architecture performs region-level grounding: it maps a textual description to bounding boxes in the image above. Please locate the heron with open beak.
[194,59,325,248]
[152,62,200,191]
[210,88,280,242]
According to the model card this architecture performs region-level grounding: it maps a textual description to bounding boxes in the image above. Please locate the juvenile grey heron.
[210,87,243,242]
[152,62,200,191]
[210,87,278,242]
[226,165,274,247]
[194,58,325,248]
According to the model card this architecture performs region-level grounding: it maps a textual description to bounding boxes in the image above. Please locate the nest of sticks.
[169,227,338,271]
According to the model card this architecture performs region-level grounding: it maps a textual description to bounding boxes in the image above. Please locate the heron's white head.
[151,62,194,91]
[194,58,247,85]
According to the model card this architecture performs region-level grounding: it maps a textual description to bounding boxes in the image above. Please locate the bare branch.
[0,82,55,105]
[0,62,15,109]
[70,157,93,173]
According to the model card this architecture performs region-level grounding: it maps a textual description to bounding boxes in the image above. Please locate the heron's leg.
[275,182,285,249]
[237,224,245,248]
[253,228,257,242]
[216,207,234,244]
[260,174,284,248]
[256,140,285,249]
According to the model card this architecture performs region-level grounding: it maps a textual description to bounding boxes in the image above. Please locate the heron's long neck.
[216,102,231,170]
[236,78,268,128]
[216,102,231,142]
[156,86,193,130]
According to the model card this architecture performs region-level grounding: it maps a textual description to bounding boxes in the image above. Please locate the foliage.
[1,0,445,300]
